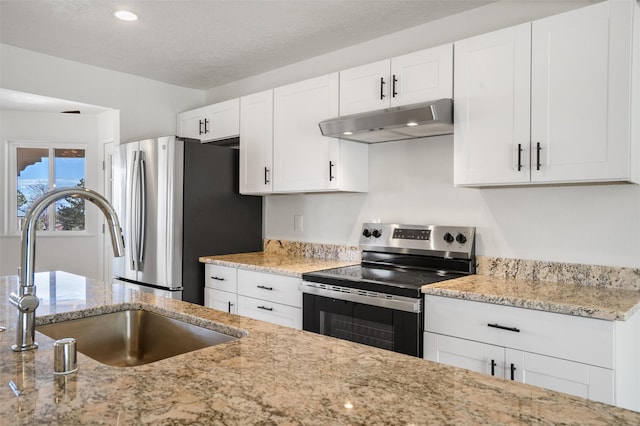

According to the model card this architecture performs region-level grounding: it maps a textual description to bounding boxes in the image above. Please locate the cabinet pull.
[199,119,204,135]
[380,77,386,100]
[490,359,496,376]
[487,323,520,333]
[227,301,234,313]
[517,143,523,172]
[211,276,225,281]
[392,74,398,98]
[264,167,270,185]
[257,305,273,311]
[204,118,210,134]
[510,363,516,381]
[329,161,335,181]
[257,285,273,291]
[536,142,542,170]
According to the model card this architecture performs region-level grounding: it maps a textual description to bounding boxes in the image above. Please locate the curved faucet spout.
[12,187,125,352]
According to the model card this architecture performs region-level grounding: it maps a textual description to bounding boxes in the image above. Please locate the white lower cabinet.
[204,288,238,315]
[203,264,238,314]
[424,295,639,410]
[203,264,302,330]
[237,295,302,329]
[237,269,302,330]
[425,332,613,404]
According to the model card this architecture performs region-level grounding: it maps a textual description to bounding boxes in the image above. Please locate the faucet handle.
[12,293,39,313]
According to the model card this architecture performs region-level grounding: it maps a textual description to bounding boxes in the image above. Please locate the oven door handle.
[299,282,421,313]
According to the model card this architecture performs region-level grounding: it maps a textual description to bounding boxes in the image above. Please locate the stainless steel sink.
[37,309,238,367]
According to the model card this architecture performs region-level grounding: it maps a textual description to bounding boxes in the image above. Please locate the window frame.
[8,140,88,236]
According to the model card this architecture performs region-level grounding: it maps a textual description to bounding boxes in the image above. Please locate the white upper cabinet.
[273,73,368,193]
[454,1,636,186]
[339,44,453,116]
[240,90,274,195]
[177,98,240,143]
[453,23,532,185]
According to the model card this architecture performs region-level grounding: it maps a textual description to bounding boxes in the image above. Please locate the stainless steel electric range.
[300,223,476,358]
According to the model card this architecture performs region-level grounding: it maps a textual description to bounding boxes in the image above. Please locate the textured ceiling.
[0,0,498,90]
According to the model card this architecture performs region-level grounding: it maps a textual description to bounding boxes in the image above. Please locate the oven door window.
[303,294,421,357]
[321,303,394,351]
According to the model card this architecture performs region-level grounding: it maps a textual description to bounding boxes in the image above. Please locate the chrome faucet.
[10,187,125,352]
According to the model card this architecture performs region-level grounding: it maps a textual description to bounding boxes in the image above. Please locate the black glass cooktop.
[302,264,467,298]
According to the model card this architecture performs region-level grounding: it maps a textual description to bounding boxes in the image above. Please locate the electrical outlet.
[294,214,303,232]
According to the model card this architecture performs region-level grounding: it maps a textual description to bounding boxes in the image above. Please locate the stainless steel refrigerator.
[112,136,262,305]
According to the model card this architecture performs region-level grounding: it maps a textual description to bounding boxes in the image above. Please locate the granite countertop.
[199,251,358,277]
[2,272,640,424]
[422,274,640,321]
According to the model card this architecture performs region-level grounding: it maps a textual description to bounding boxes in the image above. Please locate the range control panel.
[359,223,475,259]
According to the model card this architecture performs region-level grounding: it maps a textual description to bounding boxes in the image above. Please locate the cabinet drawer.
[424,295,614,368]
[237,295,302,329]
[204,264,237,293]
[237,269,302,307]
[204,288,238,314]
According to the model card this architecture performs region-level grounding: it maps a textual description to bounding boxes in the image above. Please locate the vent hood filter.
[319,98,453,143]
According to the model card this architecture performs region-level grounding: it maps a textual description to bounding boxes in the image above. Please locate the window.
[12,142,86,233]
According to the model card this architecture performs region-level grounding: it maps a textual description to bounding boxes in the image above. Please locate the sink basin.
[37,309,238,367]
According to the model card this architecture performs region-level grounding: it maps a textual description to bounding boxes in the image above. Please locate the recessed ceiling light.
[342,131,353,135]
[406,122,418,127]
[114,10,138,21]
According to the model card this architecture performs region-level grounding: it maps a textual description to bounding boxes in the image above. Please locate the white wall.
[206,0,640,268]
[0,44,204,142]
[0,110,103,277]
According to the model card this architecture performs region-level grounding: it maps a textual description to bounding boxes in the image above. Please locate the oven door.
[302,292,422,357]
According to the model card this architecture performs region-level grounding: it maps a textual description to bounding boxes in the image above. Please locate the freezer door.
[135,137,184,289]
[112,142,139,282]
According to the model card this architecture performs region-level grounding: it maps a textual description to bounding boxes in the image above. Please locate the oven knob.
[362,228,371,238]
[443,232,454,243]
[372,229,382,238]
[456,233,467,244]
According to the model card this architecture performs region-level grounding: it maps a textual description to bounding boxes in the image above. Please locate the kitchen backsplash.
[264,239,640,291]
[263,239,360,262]
[477,256,640,291]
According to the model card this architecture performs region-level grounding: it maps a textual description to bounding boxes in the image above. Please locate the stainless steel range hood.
[319,98,453,143]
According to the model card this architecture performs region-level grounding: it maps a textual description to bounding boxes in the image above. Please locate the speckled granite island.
[2,272,640,425]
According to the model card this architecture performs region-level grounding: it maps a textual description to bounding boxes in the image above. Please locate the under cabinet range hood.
[319,98,453,143]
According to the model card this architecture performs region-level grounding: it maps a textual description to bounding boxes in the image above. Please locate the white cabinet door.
[205,98,240,142]
[237,295,302,330]
[339,45,453,116]
[390,44,453,107]
[425,332,504,377]
[453,23,532,186]
[204,288,238,314]
[237,269,302,308]
[454,1,635,186]
[177,99,240,142]
[177,106,212,140]
[240,90,273,194]
[530,1,629,183]
[339,60,390,116]
[273,73,340,192]
[204,264,237,293]
[505,349,614,405]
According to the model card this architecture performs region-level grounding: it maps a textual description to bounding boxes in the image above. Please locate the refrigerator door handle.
[138,153,147,267]
[130,151,139,271]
